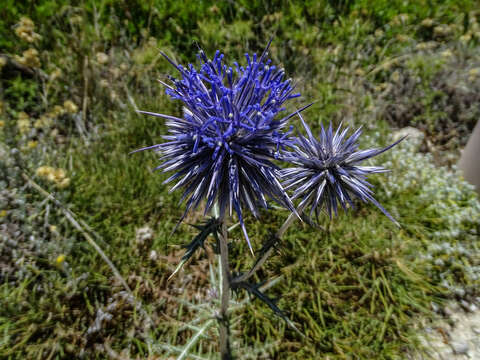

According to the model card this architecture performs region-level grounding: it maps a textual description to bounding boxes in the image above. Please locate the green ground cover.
[1,1,479,359]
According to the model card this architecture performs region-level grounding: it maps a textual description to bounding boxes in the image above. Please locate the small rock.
[149,250,158,261]
[444,306,455,317]
[460,300,471,311]
[431,302,440,313]
[454,287,466,298]
[450,341,469,355]
[434,258,445,266]
[135,226,153,247]
[472,325,480,335]
[459,300,478,313]
[5,239,18,247]
[96,52,109,64]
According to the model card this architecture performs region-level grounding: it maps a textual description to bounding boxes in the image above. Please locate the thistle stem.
[218,220,232,359]
[277,210,298,239]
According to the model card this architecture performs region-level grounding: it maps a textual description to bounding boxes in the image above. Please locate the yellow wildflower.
[0,57,6,69]
[209,4,219,14]
[56,254,66,264]
[14,17,41,43]
[15,48,40,68]
[54,168,66,181]
[415,42,436,51]
[0,210,7,217]
[71,15,83,25]
[17,112,30,134]
[56,177,71,189]
[50,68,62,80]
[43,116,53,127]
[19,112,29,120]
[53,105,65,117]
[441,50,453,58]
[421,18,434,28]
[0,120,4,128]
[391,71,400,82]
[34,119,43,128]
[34,115,53,128]
[27,140,38,149]
[354,68,365,77]
[396,34,409,43]
[63,100,78,113]
[47,172,56,182]
[374,29,384,38]
[96,52,109,64]
[110,67,121,79]
[433,25,451,38]
[36,165,55,177]
[469,68,480,77]
[460,33,472,43]
[36,167,70,187]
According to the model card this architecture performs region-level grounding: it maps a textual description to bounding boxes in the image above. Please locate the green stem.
[218,220,232,359]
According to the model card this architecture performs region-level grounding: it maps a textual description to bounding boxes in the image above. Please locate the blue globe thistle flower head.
[281,115,403,226]
[134,42,307,253]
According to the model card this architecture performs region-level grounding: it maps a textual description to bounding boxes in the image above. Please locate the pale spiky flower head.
[133,41,308,253]
[281,116,403,225]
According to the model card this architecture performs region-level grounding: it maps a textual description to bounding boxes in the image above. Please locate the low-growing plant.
[2,2,480,358]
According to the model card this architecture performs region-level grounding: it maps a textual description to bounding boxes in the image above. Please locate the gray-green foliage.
[373,133,480,291]
[381,135,479,242]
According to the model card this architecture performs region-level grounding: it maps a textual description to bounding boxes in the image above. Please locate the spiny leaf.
[183,217,220,261]
[233,280,304,337]
[249,233,281,271]
[168,217,220,280]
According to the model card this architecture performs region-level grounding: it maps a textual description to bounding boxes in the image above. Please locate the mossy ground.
[1,1,479,359]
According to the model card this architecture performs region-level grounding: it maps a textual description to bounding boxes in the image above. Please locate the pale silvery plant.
[133,41,401,359]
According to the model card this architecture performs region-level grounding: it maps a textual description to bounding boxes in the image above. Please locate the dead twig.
[22,173,132,295]
[78,56,90,145]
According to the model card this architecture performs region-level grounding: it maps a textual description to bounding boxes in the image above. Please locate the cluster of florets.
[281,116,402,224]
[135,43,311,252]
[135,43,399,252]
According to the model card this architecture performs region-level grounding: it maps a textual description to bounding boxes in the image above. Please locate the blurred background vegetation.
[0,1,479,359]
